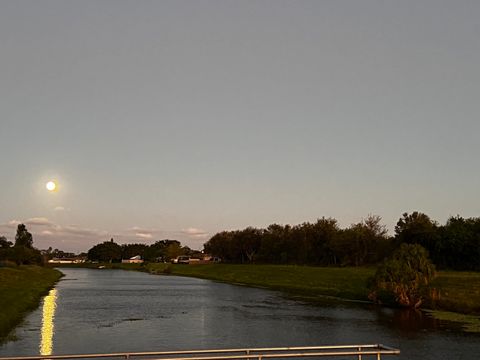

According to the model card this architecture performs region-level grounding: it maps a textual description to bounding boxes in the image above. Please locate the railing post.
[377,353,381,360]
[357,347,362,360]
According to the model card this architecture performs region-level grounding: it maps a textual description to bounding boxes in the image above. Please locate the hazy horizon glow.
[1,0,479,252]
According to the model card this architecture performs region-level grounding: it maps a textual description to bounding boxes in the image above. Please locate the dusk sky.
[1,0,479,252]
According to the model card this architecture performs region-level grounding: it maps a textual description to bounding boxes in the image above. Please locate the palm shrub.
[368,243,436,308]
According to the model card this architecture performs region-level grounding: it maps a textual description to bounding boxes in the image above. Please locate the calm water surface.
[1,268,479,359]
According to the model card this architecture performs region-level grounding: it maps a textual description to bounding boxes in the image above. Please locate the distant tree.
[8,225,42,265]
[309,218,340,265]
[0,236,12,248]
[143,240,183,261]
[437,216,480,270]
[204,231,237,262]
[0,236,13,262]
[333,215,390,266]
[164,242,185,260]
[395,212,438,248]
[12,246,42,265]
[15,224,33,248]
[121,243,148,259]
[368,243,436,308]
[257,224,287,263]
[236,227,262,263]
[87,239,122,263]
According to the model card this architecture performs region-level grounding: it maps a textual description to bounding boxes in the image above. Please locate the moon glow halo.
[46,181,57,192]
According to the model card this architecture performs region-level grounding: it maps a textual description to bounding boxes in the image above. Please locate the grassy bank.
[0,265,63,340]
[430,271,480,314]
[147,263,374,301]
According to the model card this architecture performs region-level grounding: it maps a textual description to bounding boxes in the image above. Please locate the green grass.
[0,265,63,340]
[425,310,480,333]
[146,263,375,301]
[431,271,480,314]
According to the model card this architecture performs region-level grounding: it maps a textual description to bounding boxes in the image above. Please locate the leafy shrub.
[368,243,436,308]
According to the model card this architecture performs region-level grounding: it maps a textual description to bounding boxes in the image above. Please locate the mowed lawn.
[432,271,480,314]
[0,266,62,339]
[147,263,375,300]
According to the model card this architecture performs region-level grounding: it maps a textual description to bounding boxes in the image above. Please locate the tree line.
[0,224,43,265]
[203,212,480,271]
[86,238,196,263]
[3,211,479,272]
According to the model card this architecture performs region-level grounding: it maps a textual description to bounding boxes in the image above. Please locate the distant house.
[171,255,220,265]
[48,257,86,264]
[201,254,221,263]
[121,255,144,264]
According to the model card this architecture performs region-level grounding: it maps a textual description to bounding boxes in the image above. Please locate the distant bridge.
[0,344,400,360]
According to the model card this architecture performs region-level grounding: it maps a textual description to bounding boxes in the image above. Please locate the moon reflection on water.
[40,289,57,356]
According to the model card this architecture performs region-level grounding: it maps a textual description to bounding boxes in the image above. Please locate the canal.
[0,268,478,359]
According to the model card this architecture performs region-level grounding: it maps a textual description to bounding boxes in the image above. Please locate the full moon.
[46,181,56,192]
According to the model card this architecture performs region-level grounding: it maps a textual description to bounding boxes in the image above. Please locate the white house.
[48,257,86,264]
[121,255,144,264]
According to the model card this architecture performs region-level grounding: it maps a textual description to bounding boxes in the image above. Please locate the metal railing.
[0,345,400,360]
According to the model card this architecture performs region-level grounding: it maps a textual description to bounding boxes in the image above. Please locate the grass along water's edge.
[147,263,374,301]
[424,310,480,333]
[430,271,480,315]
[0,265,63,341]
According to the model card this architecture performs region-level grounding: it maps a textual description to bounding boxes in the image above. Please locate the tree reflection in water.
[374,306,444,333]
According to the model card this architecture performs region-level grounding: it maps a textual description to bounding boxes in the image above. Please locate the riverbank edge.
[0,266,63,341]
[56,263,480,332]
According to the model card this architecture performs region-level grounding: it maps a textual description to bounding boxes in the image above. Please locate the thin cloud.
[7,220,20,228]
[54,206,65,211]
[181,228,209,238]
[0,218,207,252]
[128,226,156,233]
[25,217,53,226]
[0,218,109,252]
[127,226,158,240]
[0,221,19,236]
[129,226,143,232]
[61,225,107,237]
[135,232,153,239]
